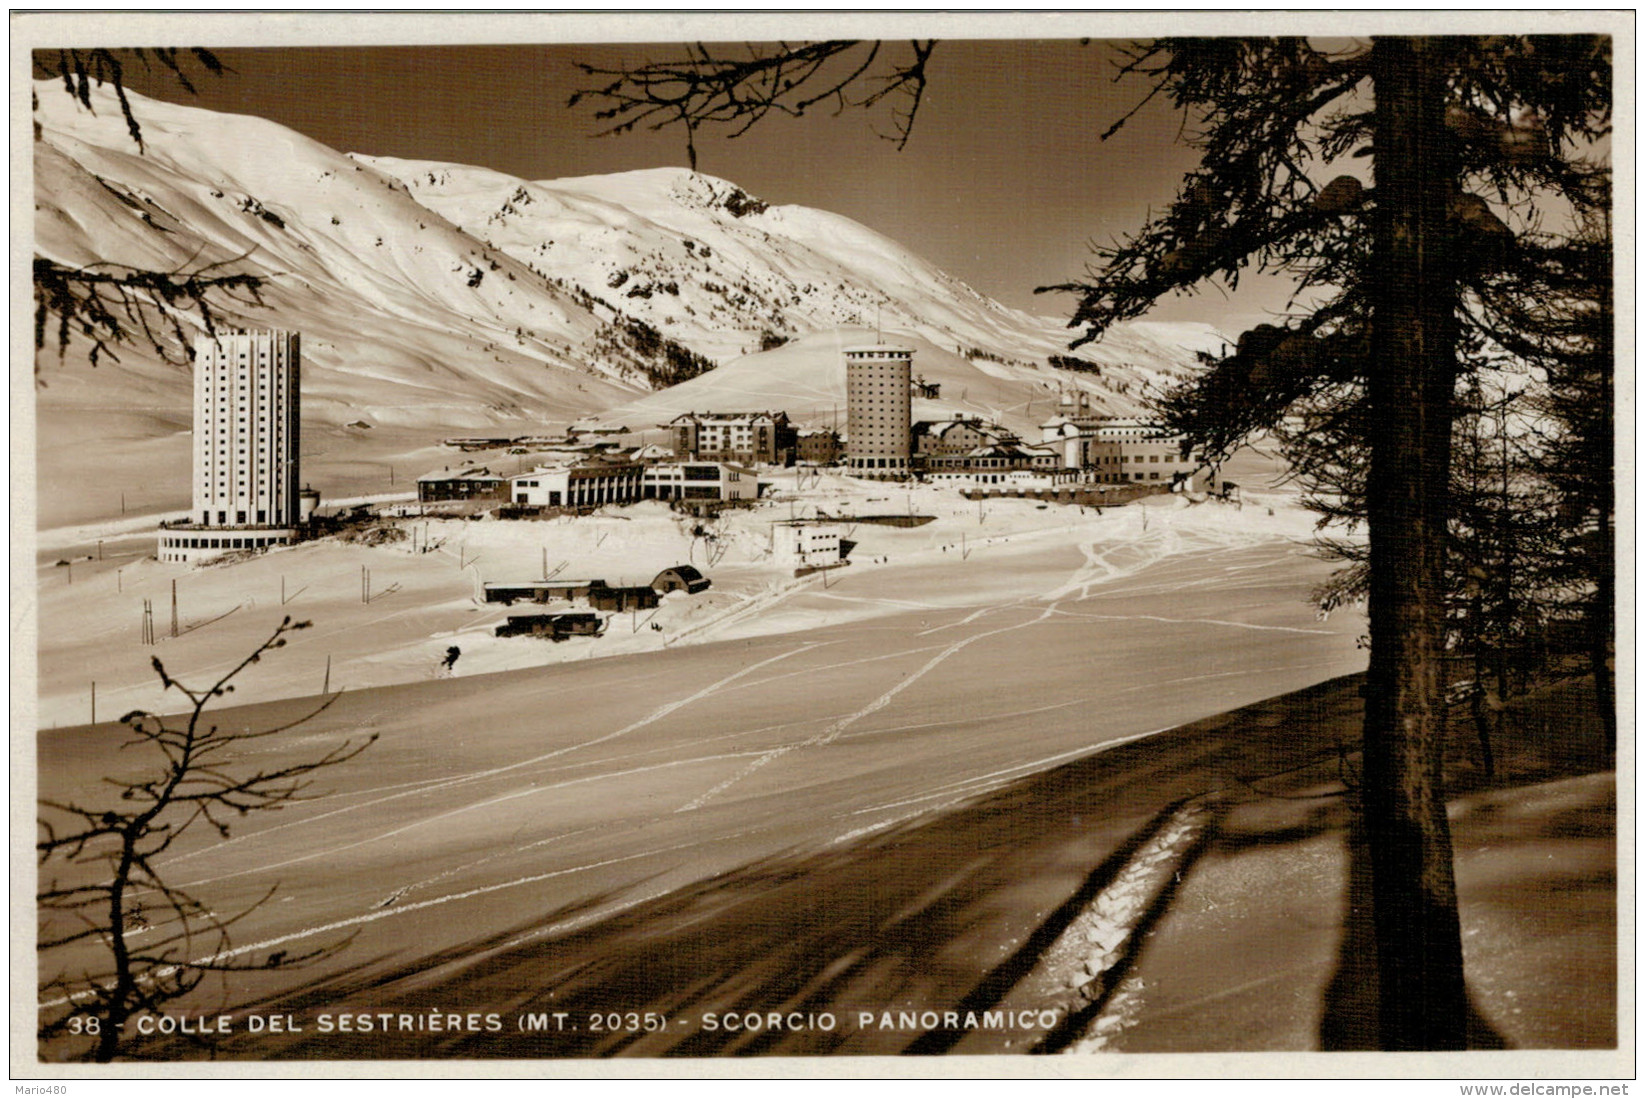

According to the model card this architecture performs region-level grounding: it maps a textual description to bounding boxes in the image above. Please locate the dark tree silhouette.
[1054,36,1610,1050]
[571,40,935,172]
[575,34,1613,1050]
[37,618,376,1062]
[32,48,268,367]
[1474,218,1616,753]
[33,255,268,370]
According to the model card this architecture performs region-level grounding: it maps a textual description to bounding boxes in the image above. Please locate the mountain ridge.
[32,80,1224,525]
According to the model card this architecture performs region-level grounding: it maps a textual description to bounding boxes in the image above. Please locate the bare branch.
[571,40,938,171]
[37,618,373,1061]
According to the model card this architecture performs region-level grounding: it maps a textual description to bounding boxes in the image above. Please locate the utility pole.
[90,681,95,726]
[170,579,178,638]
[322,654,331,694]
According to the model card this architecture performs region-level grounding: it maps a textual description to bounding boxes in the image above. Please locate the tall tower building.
[193,329,301,527]
[844,344,913,479]
[159,330,303,563]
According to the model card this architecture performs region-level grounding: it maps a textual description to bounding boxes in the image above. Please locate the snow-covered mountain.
[33,83,639,430]
[31,81,1225,525]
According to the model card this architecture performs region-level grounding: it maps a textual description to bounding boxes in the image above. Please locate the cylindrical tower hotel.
[844,344,913,479]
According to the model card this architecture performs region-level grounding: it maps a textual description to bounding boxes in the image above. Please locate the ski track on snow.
[49,503,1357,1015]
[161,644,818,873]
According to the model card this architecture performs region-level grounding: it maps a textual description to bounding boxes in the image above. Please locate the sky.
[107,39,1304,334]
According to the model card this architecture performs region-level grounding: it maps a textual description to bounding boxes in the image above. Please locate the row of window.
[196,508,280,524]
[166,531,288,550]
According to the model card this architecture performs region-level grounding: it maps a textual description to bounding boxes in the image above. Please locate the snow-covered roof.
[417,466,503,482]
[671,410,785,420]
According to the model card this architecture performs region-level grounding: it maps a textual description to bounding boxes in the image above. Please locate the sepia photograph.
[14,11,1629,1080]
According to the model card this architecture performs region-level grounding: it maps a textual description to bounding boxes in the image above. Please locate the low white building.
[773,521,844,568]
[508,456,643,509]
[926,468,1074,491]
[157,526,295,564]
[1038,404,1209,491]
[643,462,758,503]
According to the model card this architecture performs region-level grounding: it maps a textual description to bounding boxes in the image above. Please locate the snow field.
[34,473,1332,729]
[36,483,1371,1060]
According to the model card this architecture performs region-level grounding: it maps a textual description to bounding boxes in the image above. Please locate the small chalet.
[651,565,711,595]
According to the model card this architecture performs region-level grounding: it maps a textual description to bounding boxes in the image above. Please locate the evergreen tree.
[577,33,1613,1050]
[1046,35,1610,1049]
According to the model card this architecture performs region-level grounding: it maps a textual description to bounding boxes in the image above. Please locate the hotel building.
[158,330,304,563]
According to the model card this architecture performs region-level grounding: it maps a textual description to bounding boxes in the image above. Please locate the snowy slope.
[368,156,1227,400]
[33,84,641,431]
[32,82,1225,526]
[591,327,1113,440]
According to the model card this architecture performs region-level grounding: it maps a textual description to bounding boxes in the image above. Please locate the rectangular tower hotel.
[158,330,302,563]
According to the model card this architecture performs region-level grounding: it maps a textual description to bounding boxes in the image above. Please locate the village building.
[484,579,601,604]
[667,411,795,465]
[442,435,518,451]
[483,578,657,611]
[1037,391,1108,470]
[642,462,758,503]
[652,565,711,594]
[1038,398,1209,490]
[927,467,1077,491]
[495,613,606,640]
[508,456,644,509]
[771,521,846,569]
[794,428,841,465]
[485,565,707,611]
[626,442,676,463]
[416,466,507,504]
[915,414,1019,457]
[924,441,1068,484]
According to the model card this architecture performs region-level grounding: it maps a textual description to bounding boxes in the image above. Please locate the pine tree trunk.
[1362,36,1470,1050]
[1590,530,1616,755]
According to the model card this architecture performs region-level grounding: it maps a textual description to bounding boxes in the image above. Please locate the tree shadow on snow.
[208,676,1382,1060]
